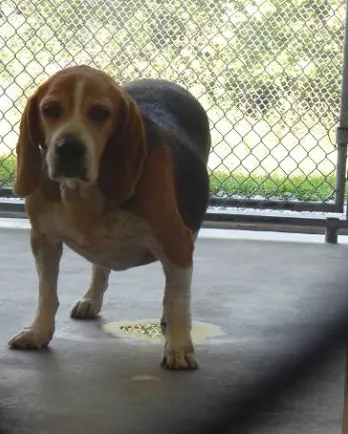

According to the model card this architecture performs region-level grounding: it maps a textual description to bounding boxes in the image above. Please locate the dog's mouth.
[55,162,88,182]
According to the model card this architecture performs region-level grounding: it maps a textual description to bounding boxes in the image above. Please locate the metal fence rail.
[0,0,346,213]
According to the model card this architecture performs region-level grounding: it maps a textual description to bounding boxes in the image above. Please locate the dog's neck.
[40,166,107,245]
[60,180,105,229]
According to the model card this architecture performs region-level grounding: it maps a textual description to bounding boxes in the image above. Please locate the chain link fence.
[0,0,345,211]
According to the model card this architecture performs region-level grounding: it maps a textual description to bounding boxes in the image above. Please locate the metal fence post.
[336,0,348,220]
[325,218,340,244]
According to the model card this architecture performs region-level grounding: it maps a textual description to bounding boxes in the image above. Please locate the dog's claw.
[70,298,101,319]
[161,348,199,370]
[8,327,53,350]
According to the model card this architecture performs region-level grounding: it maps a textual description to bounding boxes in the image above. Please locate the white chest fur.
[38,204,159,271]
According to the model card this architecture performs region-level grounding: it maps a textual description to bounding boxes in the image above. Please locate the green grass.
[209,171,336,202]
[0,154,16,188]
[0,155,336,202]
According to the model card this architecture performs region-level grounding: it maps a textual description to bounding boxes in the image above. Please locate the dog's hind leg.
[70,265,110,319]
[160,261,197,370]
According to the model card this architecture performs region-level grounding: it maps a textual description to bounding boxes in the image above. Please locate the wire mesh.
[0,0,345,209]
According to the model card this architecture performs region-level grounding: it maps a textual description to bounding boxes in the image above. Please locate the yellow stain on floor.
[102,319,224,344]
[130,375,161,382]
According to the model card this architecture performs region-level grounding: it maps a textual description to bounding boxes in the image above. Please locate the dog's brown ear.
[98,89,147,204]
[14,92,44,197]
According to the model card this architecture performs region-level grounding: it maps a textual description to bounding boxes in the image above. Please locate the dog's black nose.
[56,138,85,161]
[55,138,87,179]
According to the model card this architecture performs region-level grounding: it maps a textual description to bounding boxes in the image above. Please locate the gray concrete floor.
[1,226,348,433]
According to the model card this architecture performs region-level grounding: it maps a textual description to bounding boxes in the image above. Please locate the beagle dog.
[8,65,211,370]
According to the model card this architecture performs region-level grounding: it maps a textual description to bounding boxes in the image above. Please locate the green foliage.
[0,0,343,111]
[0,154,16,187]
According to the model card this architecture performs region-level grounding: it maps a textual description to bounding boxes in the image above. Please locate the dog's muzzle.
[55,137,87,180]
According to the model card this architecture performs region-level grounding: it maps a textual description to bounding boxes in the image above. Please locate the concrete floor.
[1,225,348,433]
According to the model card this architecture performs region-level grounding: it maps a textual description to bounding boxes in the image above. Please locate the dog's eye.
[89,105,110,122]
[42,104,62,119]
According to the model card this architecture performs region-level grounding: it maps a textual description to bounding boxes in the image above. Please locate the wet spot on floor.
[102,318,224,344]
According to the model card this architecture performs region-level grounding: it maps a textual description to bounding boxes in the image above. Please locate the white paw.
[70,298,101,319]
[8,327,53,350]
[161,347,199,370]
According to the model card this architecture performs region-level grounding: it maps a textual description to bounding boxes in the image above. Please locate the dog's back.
[123,79,211,232]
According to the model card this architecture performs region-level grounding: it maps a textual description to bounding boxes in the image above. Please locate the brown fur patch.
[130,146,194,268]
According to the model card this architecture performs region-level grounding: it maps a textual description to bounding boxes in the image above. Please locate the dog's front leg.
[9,230,62,349]
[160,261,198,370]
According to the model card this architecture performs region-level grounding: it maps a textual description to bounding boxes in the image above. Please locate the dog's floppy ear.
[98,89,147,204]
[14,92,45,197]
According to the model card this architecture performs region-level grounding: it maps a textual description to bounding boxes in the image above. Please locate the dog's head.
[14,65,147,203]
